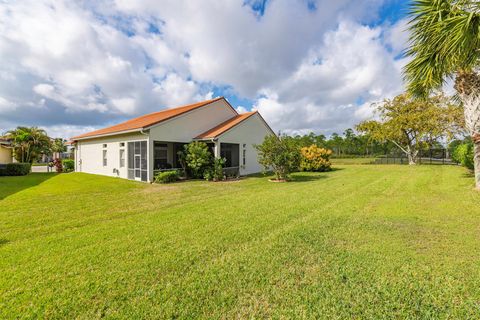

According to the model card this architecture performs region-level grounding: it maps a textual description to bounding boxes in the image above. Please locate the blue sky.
[0,0,412,138]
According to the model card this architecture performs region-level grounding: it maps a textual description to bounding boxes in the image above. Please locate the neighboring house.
[0,139,13,164]
[71,97,275,182]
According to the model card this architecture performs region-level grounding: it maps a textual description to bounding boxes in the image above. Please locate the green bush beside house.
[0,163,31,176]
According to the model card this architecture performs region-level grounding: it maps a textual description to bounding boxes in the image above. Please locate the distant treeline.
[286,129,449,157]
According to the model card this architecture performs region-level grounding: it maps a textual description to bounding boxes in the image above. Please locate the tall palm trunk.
[455,71,480,189]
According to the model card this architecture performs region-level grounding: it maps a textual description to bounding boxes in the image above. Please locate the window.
[220,143,239,168]
[154,142,169,169]
[127,141,148,181]
[119,142,125,147]
[119,149,125,167]
[242,144,247,166]
[103,144,107,148]
[103,149,107,166]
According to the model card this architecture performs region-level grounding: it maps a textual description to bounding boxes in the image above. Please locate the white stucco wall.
[75,132,148,180]
[217,113,274,175]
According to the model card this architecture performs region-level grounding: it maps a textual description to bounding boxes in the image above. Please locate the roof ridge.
[72,96,225,140]
[135,96,224,119]
[195,111,257,139]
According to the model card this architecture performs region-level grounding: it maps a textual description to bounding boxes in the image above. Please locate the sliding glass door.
[127,141,147,182]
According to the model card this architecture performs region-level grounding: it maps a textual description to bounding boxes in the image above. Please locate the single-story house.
[0,139,13,164]
[71,97,275,182]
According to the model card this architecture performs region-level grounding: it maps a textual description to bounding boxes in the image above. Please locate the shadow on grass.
[290,168,344,183]
[461,171,475,179]
[247,168,344,181]
[0,173,56,200]
[290,175,328,182]
[0,239,9,247]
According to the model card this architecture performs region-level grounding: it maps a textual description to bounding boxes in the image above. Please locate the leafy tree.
[255,134,301,181]
[51,138,66,156]
[328,133,344,156]
[452,140,474,170]
[404,0,480,186]
[5,126,51,163]
[182,141,212,178]
[356,94,463,164]
[286,130,396,157]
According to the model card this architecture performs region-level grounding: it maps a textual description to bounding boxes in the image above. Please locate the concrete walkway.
[31,165,52,173]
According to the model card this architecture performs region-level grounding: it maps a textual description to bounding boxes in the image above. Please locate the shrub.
[154,170,180,184]
[52,158,63,173]
[0,163,31,176]
[62,159,74,172]
[300,145,333,172]
[183,141,213,178]
[452,142,474,170]
[255,134,301,181]
[204,157,226,181]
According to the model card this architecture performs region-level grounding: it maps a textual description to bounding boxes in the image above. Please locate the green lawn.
[1,166,480,318]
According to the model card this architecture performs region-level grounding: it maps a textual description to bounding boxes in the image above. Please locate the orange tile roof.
[195,111,257,139]
[72,97,226,140]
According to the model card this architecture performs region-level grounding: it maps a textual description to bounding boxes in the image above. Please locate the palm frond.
[403,0,480,97]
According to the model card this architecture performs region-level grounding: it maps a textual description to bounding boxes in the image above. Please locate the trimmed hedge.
[0,163,31,176]
[154,170,179,184]
[62,159,75,172]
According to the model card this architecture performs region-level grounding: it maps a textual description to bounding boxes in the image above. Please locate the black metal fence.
[373,149,457,165]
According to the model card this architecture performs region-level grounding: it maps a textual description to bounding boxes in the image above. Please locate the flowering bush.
[300,145,332,172]
[52,158,63,173]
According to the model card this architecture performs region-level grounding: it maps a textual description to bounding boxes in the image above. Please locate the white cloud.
[255,20,407,134]
[384,18,409,56]
[0,0,409,138]
[0,96,16,112]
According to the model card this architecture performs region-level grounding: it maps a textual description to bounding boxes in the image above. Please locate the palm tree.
[51,138,66,158]
[404,0,480,188]
[6,127,51,163]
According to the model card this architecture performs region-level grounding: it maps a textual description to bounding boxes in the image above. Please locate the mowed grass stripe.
[1,165,479,318]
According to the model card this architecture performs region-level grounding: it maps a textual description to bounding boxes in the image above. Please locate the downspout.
[211,138,219,158]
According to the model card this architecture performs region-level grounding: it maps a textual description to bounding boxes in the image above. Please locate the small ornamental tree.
[356,93,463,165]
[300,145,332,172]
[255,134,301,181]
[183,141,212,178]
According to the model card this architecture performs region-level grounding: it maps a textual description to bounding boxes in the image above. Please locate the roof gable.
[72,97,232,140]
[195,111,261,139]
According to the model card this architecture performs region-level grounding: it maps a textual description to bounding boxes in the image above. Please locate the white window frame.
[102,149,107,167]
[119,148,125,168]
